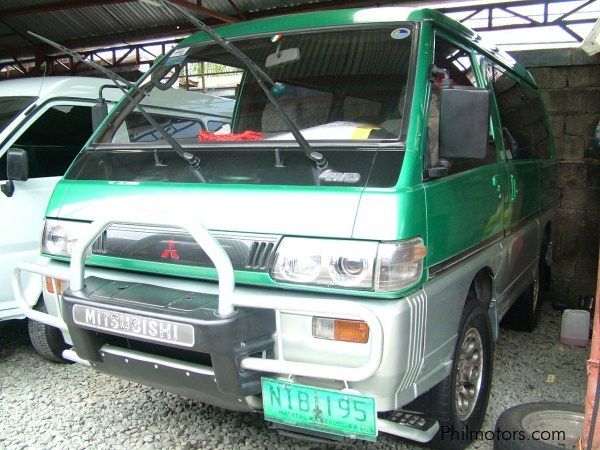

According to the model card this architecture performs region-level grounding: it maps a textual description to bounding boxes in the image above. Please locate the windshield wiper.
[28,31,206,182]
[160,0,328,171]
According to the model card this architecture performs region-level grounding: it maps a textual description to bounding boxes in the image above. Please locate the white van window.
[6,104,93,179]
[0,96,36,133]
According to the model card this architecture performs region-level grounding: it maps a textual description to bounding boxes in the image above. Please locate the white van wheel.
[28,302,71,364]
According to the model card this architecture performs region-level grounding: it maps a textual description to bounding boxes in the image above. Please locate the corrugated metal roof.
[0,1,185,56]
[0,0,366,62]
[1,0,459,65]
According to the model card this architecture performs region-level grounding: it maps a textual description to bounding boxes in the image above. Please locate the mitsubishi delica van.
[2,76,232,361]
[14,7,556,448]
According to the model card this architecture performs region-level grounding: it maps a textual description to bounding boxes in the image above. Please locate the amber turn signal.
[45,277,66,295]
[312,317,370,344]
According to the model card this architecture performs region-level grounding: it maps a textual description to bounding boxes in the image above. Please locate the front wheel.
[421,299,494,449]
[28,302,71,364]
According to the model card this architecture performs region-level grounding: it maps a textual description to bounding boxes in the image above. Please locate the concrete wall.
[510,48,599,306]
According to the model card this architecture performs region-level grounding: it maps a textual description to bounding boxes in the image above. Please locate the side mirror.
[439,86,489,160]
[7,148,28,181]
[91,99,109,129]
[1,148,28,197]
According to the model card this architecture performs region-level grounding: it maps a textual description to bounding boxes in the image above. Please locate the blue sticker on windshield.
[165,46,189,65]
[391,28,411,40]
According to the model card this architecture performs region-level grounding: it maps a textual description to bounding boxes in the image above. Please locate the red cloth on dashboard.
[198,130,263,141]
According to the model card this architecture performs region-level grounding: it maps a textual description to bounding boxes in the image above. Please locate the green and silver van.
[14,7,556,448]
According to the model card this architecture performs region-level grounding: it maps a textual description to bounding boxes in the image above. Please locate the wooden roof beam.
[166,0,238,23]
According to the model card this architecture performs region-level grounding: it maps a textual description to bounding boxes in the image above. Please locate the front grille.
[90,224,280,273]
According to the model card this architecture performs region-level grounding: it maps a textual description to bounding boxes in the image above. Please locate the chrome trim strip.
[103,224,281,243]
[100,344,215,376]
[397,291,427,392]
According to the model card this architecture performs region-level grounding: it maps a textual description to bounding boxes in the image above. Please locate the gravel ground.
[0,303,589,450]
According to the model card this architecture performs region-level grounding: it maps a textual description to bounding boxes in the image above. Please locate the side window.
[428,37,496,177]
[488,63,550,160]
[12,104,94,178]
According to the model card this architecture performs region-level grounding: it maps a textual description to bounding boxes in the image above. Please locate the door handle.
[509,174,518,203]
[491,175,502,199]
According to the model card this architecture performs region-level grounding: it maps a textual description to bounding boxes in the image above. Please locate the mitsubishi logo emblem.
[161,239,180,260]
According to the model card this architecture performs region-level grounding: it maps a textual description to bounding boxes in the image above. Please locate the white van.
[0,76,233,361]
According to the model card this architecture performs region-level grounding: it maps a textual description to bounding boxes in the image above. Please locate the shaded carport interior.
[0,0,597,446]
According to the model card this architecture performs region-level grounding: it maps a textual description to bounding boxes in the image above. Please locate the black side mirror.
[7,148,28,181]
[439,86,489,160]
[1,148,28,197]
[91,99,109,129]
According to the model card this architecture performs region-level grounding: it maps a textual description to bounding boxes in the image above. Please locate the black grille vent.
[246,241,275,270]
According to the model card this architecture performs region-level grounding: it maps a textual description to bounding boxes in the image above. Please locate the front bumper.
[12,213,437,442]
[63,275,274,410]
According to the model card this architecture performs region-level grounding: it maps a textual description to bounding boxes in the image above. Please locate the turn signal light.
[312,317,369,344]
[45,277,66,295]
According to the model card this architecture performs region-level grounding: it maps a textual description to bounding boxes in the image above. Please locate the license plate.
[261,378,377,441]
[72,304,195,347]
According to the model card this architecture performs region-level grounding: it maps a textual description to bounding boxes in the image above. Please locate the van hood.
[50,180,363,239]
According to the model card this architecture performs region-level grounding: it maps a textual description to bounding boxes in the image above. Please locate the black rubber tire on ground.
[501,269,541,332]
[538,236,552,298]
[407,295,494,450]
[28,302,71,363]
[493,402,584,450]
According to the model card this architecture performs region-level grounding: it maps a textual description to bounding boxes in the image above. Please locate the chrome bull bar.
[13,213,384,382]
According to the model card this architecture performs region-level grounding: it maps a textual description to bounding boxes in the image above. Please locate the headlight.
[42,219,90,257]
[271,237,426,291]
[375,238,427,291]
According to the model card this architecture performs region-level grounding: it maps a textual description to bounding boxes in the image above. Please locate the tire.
[493,402,583,450]
[28,302,71,364]
[538,236,552,298]
[409,295,494,449]
[501,270,541,332]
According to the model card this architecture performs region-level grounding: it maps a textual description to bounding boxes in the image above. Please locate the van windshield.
[0,97,36,133]
[69,25,413,187]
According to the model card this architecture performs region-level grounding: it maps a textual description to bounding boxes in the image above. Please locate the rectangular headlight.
[271,236,426,292]
[271,238,378,289]
[42,219,90,258]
